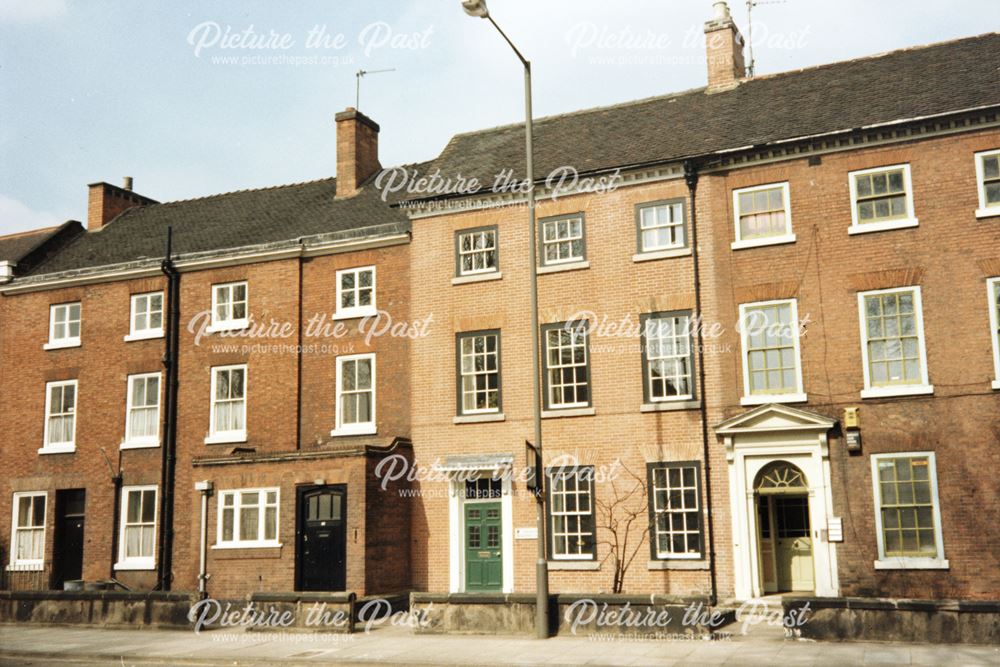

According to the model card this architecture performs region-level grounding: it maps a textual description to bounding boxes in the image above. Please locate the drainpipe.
[101,447,123,581]
[684,160,719,606]
[194,481,213,596]
[157,227,180,591]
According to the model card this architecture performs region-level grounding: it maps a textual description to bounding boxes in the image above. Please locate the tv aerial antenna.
[746,0,786,78]
[356,68,396,110]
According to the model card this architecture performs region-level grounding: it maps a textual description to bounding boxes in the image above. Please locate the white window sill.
[121,440,160,450]
[212,542,282,550]
[861,385,934,399]
[537,260,589,275]
[332,308,378,321]
[731,233,797,250]
[124,330,164,342]
[206,320,249,334]
[38,444,75,455]
[975,207,1000,219]
[848,218,919,235]
[992,380,1000,390]
[541,407,595,419]
[632,247,691,263]
[641,399,700,412]
[874,557,949,570]
[547,560,600,571]
[453,413,505,424]
[43,339,81,351]
[452,271,502,286]
[6,562,43,572]
[204,433,247,445]
[114,560,155,571]
[740,392,807,406]
[648,559,708,571]
[330,425,377,437]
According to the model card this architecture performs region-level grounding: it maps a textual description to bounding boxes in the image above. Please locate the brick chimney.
[87,178,157,231]
[335,107,381,198]
[704,1,746,92]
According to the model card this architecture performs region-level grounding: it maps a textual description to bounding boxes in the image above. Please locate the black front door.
[296,485,346,591]
[52,489,85,588]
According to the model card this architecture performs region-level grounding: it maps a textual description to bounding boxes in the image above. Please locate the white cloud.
[0,0,67,23]
[0,194,63,236]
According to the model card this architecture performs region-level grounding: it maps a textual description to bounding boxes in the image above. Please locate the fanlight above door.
[754,461,807,495]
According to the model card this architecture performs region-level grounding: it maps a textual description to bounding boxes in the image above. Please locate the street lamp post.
[461,0,549,640]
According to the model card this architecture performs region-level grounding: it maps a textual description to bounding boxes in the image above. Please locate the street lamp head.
[461,0,489,18]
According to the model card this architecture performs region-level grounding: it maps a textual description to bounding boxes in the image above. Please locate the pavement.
[0,623,998,667]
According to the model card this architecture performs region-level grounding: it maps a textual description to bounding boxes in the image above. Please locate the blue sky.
[1,0,998,235]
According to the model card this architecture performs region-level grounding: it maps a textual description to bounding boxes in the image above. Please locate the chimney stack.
[704,1,746,92]
[335,107,381,198]
[87,180,156,231]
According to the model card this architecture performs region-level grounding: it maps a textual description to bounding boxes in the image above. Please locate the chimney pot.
[123,176,133,191]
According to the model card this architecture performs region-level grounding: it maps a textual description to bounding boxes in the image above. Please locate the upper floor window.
[848,164,918,234]
[547,466,596,561]
[647,462,703,560]
[539,214,586,267]
[457,331,501,415]
[738,299,806,405]
[211,282,248,331]
[116,486,157,570]
[732,183,794,249]
[333,353,376,435]
[335,266,376,319]
[641,312,694,403]
[988,278,1000,390]
[42,380,77,454]
[975,149,1000,219]
[9,492,46,570]
[857,287,932,399]
[871,452,947,569]
[124,373,161,448]
[455,227,499,276]
[636,200,686,255]
[207,365,246,444]
[217,488,279,548]
[126,292,164,341]
[542,321,590,410]
[45,302,81,350]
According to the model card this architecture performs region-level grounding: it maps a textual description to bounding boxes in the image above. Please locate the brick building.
[1,2,997,610]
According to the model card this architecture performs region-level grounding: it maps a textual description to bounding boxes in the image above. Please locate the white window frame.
[456,227,499,276]
[8,491,46,571]
[737,299,806,405]
[547,468,596,561]
[44,302,81,350]
[642,313,695,403]
[334,266,377,320]
[115,485,158,570]
[206,364,247,444]
[731,182,796,250]
[123,372,161,449]
[637,200,687,254]
[539,214,586,267]
[848,164,918,235]
[975,149,1000,219]
[649,463,703,560]
[209,281,249,332]
[124,291,164,342]
[988,277,1000,390]
[870,452,948,570]
[332,353,377,436]
[458,332,501,415]
[215,487,281,549]
[857,286,933,399]
[41,379,77,454]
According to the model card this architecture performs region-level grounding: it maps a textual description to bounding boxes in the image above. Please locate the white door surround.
[716,403,840,600]
[440,455,515,594]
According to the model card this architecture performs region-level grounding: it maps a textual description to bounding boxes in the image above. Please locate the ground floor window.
[10,492,46,569]
[647,462,702,559]
[117,485,157,569]
[871,452,947,568]
[547,466,596,560]
[217,488,279,548]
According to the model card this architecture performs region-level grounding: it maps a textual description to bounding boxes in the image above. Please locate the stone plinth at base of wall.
[0,590,197,628]
[410,592,735,637]
[783,597,1000,645]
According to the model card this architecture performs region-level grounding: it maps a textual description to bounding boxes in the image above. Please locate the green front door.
[464,502,502,591]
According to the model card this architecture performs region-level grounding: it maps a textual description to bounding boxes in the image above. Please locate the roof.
[30,178,409,275]
[396,33,1000,201]
[0,221,83,270]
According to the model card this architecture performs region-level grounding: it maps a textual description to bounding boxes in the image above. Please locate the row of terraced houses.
[1,5,998,620]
